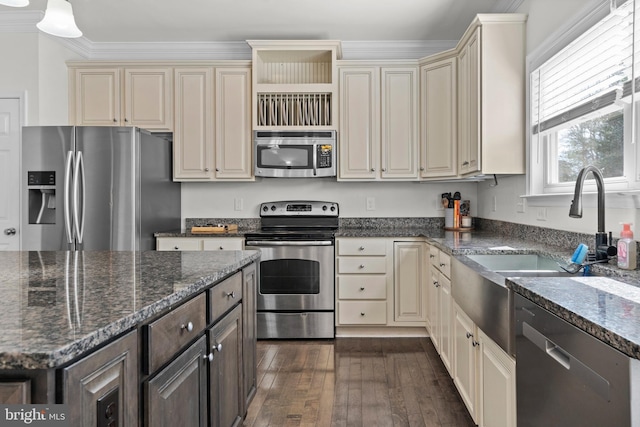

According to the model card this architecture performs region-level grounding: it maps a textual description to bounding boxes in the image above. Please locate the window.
[529,0,639,195]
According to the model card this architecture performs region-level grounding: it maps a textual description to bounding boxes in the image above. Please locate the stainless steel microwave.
[254,131,336,178]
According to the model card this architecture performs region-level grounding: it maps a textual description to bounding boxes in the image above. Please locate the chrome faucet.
[569,165,617,261]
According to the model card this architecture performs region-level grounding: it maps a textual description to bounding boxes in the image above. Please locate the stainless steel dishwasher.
[515,294,638,426]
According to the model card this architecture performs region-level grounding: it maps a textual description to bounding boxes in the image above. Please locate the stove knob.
[330,206,336,212]
[270,205,276,211]
[262,206,268,212]
[322,205,328,211]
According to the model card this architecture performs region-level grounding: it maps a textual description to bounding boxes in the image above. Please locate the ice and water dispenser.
[27,171,56,225]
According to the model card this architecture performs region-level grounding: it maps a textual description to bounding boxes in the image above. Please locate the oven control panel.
[259,201,339,217]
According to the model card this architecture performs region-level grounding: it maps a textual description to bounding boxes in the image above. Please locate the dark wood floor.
[243,337,476,427]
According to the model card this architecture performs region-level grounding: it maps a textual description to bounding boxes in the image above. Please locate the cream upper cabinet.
[124,68,173,130]
[173,66,253,182]
[457,15,526,177]
[420,55,457,178]
[338,66,379,179]
[69,66,173,131]
[173,67,214,180]
[214,67,253,180]
[71,68,121,126]
[338,63,418,181]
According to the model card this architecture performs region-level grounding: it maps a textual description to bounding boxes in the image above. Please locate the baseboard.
[335,326,429,338]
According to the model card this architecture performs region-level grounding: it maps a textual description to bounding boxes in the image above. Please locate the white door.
[0,98,21,250]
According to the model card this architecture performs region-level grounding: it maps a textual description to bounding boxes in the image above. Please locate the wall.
[182,180,478,220]
[478,0,640,238]
[0,32,80,124]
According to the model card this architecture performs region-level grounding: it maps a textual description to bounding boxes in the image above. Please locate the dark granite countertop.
[0,250,259,370]
[506,276,640,359]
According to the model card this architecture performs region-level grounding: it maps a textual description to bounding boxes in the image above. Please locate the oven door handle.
[245,240,334,246]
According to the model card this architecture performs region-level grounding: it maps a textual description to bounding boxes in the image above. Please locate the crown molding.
[0,10,501,61]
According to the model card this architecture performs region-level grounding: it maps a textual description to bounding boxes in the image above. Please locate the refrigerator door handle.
[73,151,86,244]
[64,151,74,244]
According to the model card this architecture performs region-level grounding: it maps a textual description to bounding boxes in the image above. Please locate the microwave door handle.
[313,144,317,176]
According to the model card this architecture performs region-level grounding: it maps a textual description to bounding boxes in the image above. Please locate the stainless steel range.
[244,201,338,339]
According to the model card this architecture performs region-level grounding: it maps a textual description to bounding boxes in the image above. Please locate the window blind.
[532,0,634,134]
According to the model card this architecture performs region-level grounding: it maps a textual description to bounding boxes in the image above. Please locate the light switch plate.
[366,197,376,211]
[234,198,243,211]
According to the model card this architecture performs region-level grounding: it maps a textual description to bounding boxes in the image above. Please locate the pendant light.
[36,0,82,38]
[0,0,29,6]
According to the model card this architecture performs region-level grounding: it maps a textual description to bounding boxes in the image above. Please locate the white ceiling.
[0,0,523,59]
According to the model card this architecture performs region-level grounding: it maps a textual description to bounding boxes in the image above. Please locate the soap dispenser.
[617,223,637,270]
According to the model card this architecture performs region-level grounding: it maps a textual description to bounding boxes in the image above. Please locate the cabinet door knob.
[226,291,236,299]
[204,353,213,362]
[370,168,376,172]
[215,168,220,172]
[181,321,194,332]
[381,168,386,172]
[3,228,16,236]
[174,246,179,250]
[358,264,365,269]
[358,246,365,251]
[360,312,365,316]
[466,332,473,339]
[113,118,117,122]
[462,161,470,166]
[433,281,440,287]
[360,287,365,291]
[420,167,425,171]
[124,118,128,122]
[440,263,446,267]
[429,254,435,259]
[219,246,224,250]
[213,343,222,352]
[472,341,479,347]
[204,167,210,172]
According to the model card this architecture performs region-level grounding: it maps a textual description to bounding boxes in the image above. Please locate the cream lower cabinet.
[393,241,427,324]
[452,301,516,427]
[173,66,252,181]
[338,64,419,180]
[69,66,173,131]
[428,245,453,375]
[156,237,244,251]
[336,238,390,326]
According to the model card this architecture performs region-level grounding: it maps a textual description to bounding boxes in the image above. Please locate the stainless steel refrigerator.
[21,126,181,251]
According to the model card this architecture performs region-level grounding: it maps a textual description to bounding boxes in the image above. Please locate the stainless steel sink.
[466,254,572,277]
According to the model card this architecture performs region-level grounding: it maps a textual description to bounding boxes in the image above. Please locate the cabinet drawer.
[429,246,439,267]
[337,257,387,274]
[337,238,387,256]
[438,252,451,278]
[338,301,387,325]
[145,293,206,373]
[209,272,243,323]
[157,237,202,251]
[202,238,243,251]
[338,276,387,300]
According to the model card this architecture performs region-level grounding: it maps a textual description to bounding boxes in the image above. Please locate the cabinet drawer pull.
[226,291,236,299]
[213,343,222,352]
[472,341,479,347]
[462,161,470,166]
[466,332,473,339]
[204,353,213,362]
[181,321,194,332]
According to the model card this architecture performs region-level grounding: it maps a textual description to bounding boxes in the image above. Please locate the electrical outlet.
[234,198,243,211]
[516,198,526,213]
[492,196,497,212]
[536,207,547,221]
[366,197,376,211]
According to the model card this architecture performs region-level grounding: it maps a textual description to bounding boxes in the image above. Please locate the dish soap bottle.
[617,223,637,270]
